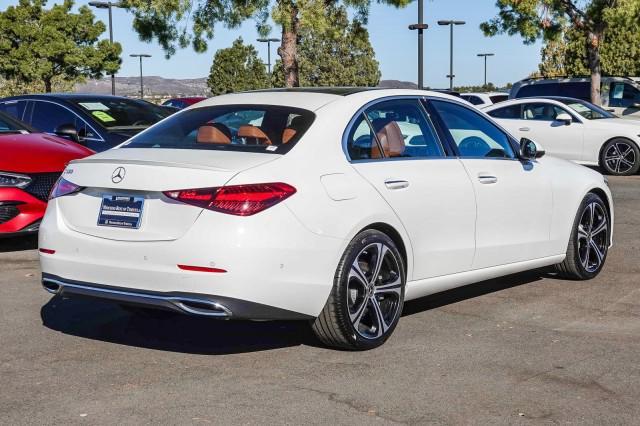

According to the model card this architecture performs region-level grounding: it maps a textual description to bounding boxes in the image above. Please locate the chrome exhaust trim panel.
[41,276,232,318]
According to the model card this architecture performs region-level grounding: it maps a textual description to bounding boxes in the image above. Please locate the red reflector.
[163,182,296,216]
[177,264,227,273]
[39,248,55,254]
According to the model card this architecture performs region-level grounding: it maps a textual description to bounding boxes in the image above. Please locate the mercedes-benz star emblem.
[111,167,126,184]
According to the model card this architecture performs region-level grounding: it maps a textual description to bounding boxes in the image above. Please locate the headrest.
[196,122,232,144]
[238,125,272,145]
[370,118,405,158]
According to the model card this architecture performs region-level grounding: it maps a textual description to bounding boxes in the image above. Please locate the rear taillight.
[49,177,84,200]
[163,182,296,216]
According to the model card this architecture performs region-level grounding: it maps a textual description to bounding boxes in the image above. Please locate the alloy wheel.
[347,243,403,339]
[604,142,636,174]
[577,201,608,273]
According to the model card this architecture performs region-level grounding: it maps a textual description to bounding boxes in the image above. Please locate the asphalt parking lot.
[1,175,639,425]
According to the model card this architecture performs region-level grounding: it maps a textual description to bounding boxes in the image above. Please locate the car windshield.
[122,104,315,154]
[556,98,616,120]
[71,98,172,129]
[0,110,30,134]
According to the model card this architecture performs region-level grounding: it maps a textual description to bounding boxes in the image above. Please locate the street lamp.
[438,20,466,90]
[477,53,495,88]
[408,0,428,89]
[256,37,280,75]
[130,54,152,99]
[88,1,124,96]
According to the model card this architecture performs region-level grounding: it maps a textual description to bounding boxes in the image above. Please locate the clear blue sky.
[5,0,543,87]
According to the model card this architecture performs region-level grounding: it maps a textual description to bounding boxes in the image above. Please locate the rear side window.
[346,99,445,161]
[462,95,484,105]
[0,100,27,121]
[489,94,508,104]
[609,83,640,108]
[516,83,560,98]
[123,105,315,154]
[431,100,515,159]
[488,104,521,119]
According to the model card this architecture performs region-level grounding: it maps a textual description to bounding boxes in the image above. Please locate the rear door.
[429,99,553,269]
[347,98,476,280]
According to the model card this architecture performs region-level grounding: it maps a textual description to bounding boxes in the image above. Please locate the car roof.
[192,88,464,112]
[0,93,144,103]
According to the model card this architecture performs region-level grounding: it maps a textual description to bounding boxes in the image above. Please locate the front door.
[429,99,553,270]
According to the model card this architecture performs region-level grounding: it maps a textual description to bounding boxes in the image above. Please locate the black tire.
[556,193,610,280]
[599,138,640,176]
[312,229,406,350]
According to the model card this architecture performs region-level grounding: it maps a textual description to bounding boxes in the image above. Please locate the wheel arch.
[588,186,614,246]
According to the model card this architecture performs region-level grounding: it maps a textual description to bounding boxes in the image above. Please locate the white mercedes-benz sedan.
[485,96,640,175]
[39,88,614,350]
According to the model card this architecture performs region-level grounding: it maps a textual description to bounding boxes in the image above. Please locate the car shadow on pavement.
[40,296,318,355]
[40,267,556,355]
[402,267,554,316]
[0,234,38,253]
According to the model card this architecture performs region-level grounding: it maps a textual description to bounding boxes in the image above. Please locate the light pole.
[130,54,151,99]
[408,0,428,89]
[88,1,123,96]
[256,37,280,75]
[438,20,466,90]
[477,53,495,88]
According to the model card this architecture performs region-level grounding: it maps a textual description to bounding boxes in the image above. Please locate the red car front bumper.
[0,187,48,236]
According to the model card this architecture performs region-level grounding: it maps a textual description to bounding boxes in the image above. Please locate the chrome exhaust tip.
[170,298,232,318]
[42,280,62,294]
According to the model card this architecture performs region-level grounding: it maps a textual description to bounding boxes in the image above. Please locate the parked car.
[460,92,508,108]
[485,96,640,175]
[39,88,613,350]
[162,97,207,110]
[510,77,640,119]
[0,94,173,152]
[0,111,93,237]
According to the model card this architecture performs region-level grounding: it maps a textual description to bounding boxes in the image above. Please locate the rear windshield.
[122,104,315,154]
[72,98,171,129]
[489,94,508,104]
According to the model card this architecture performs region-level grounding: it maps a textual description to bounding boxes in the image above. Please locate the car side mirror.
[519,138,544,160]
[555,113,572,125]
[54,123,80,143]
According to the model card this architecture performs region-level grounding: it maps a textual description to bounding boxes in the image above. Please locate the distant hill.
[74,77,419,97]
[377,80,418,89]
[75,76,211,97]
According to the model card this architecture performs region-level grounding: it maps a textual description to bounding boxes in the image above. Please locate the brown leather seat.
[238,125,272,145]
[281,115,306,144]
[370,118,405,158]
[196,122,232,144]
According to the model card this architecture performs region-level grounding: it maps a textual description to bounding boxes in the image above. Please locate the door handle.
[384,179,410,190]
[477,174,498,184]
[519,127,530,131]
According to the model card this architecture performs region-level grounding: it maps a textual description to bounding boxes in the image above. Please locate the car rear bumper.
[39,199,346,318]
[42,273,313,320]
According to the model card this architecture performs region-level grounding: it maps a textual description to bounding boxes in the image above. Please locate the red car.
[0,111,94,236]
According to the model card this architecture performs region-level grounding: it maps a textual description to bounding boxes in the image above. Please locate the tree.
[537,0,640,78]
[481,0,639,105]
[0,0,121,93]
[122,0,411,88]
[271,5,380,87]
[207,37,269,95]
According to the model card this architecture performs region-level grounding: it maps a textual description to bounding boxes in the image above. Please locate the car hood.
[0,133,94,173]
